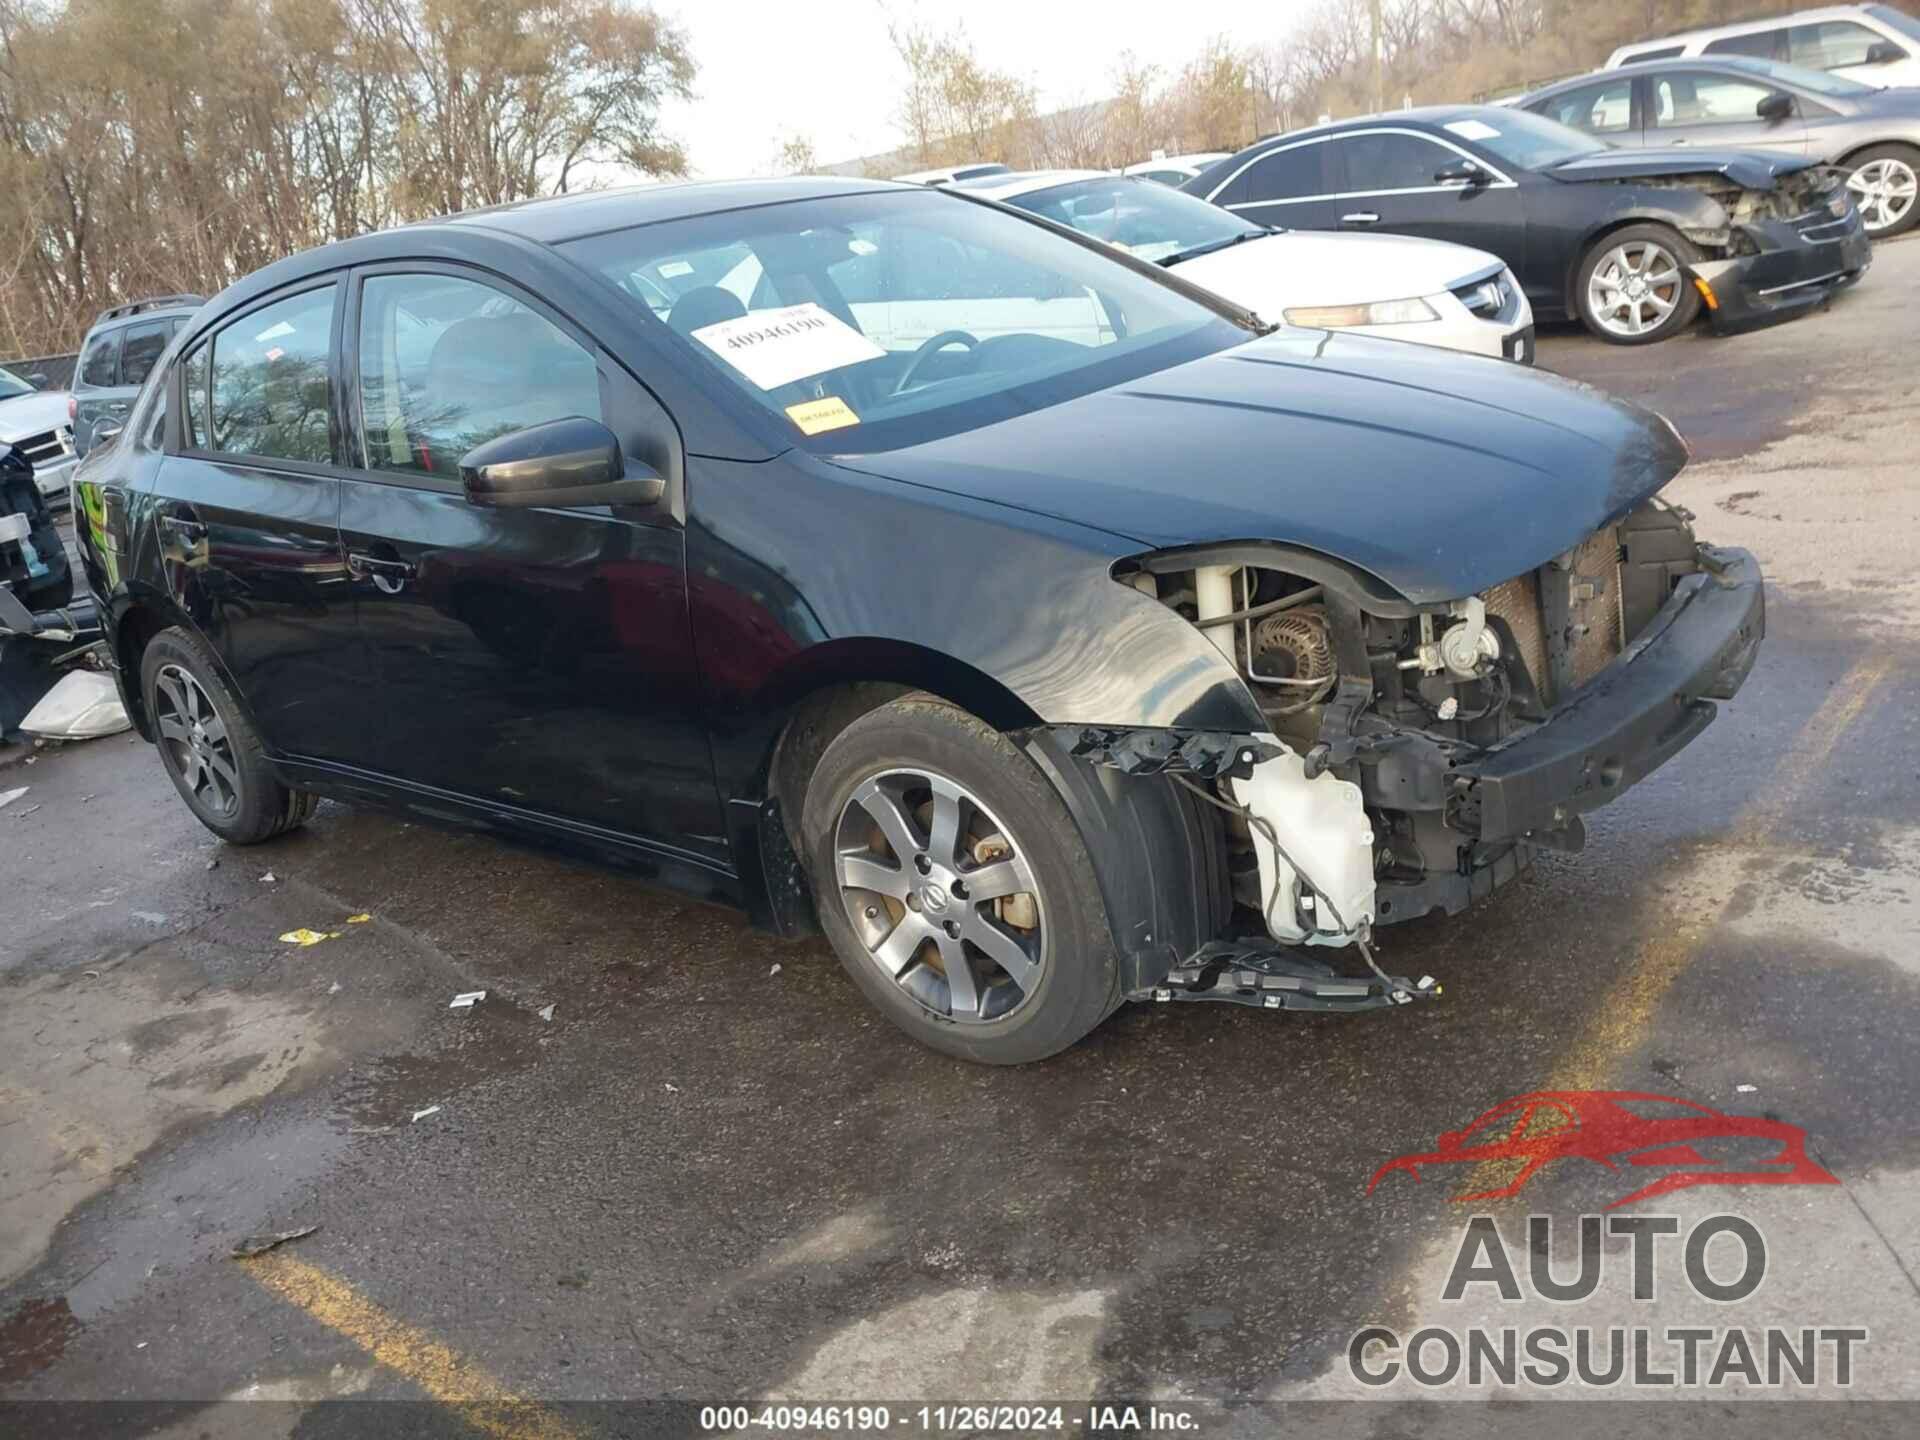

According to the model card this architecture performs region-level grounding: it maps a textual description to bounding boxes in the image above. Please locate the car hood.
[1167,230,1502,312]
[829,329,1688,604]
[1545,146,1813,189]
[0,391,70,440]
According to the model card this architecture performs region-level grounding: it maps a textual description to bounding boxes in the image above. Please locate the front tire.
[140,626,317,845]
[1574,225,1701,345]
[800,695,1121,1064]
[1844,144,1920,238]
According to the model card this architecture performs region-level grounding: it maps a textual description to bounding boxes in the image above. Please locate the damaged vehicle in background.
[77,177,1763,1064]
[1184,105,1870,344]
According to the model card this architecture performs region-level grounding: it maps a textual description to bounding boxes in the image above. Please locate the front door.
[153,281,364,764]
[336,266,723,859]
[1643,69,1811,155]
[1321,130,1531,288]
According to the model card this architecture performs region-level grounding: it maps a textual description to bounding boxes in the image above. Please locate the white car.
[1122,152,1234,186]
[1606,4,1920,88]
[0,366,77,505]
[962,170,1535,363]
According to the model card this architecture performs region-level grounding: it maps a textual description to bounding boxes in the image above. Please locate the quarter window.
[78,330,120,388]
[1789,20,1886,70]
[121,321,172,388]
[1334,132,1460,191]
[356,273,601,478]
[207,285,336,463]
[1652,73,1783,127]
[1704,28,1786,61]
[1536,79,1634,135]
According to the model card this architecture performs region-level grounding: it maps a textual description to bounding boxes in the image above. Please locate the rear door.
[336,263,722,856]
[153,281,364,763]
[1645,68,1811,155]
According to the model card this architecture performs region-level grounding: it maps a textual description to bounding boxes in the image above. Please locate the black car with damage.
[72,176,1763,1063]
[1184,104,1869,344]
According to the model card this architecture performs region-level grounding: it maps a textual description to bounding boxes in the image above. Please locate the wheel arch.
[1833,137,1920,168]
[1564,214,1695,318]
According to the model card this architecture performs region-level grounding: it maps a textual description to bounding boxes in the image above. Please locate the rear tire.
[1842,143,1920,238]
[1574,224,1701,345]
[800,695,1121,1065]
[140,626,316,845]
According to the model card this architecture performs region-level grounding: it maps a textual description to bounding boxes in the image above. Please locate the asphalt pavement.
[4,241,1919,1438]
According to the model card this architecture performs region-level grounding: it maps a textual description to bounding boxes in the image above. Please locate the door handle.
[1341,212,1380,225]
[1670,138,1688,146]
[160,515,207,542]
[106,401,131,413]
[347,551,418,582]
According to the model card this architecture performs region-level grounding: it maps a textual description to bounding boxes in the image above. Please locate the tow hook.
[1150,940,1440,1015]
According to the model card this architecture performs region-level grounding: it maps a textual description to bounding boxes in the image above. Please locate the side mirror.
[95,424,123,447]
[1755,91,1794,122]
[1434,158,1488,188]
[459,417,664,509]
[1866,39,1904,65]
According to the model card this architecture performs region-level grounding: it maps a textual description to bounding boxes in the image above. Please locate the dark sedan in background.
[1521,55,1920,238]
[72,176,1763,1064]
[1184,104,1870,343]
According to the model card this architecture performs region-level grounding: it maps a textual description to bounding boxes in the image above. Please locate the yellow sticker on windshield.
[785,396,860,436]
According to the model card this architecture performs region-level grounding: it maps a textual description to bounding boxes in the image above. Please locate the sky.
[652,0,1318,177]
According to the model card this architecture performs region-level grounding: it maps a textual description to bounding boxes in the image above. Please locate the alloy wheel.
[153,663,242,818]
[833,768,1045,1023]
[1587,240,1683,339]
[1847,158,1917,235]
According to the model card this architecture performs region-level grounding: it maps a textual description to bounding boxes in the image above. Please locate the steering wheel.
[892,330,979,395]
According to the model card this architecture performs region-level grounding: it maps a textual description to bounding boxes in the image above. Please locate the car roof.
[1613,3,1878,52]
[1528,54,1827,99]
[1235,105,1504,154]
[430,175,905,244]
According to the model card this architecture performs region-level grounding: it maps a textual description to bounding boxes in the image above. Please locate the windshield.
[1003,176,1265,264]
[0,366,33,401]
[1443,108,1607,169]
[1718,55,1879,95]
[561,188,1249,454]
[1870,4,1920,44]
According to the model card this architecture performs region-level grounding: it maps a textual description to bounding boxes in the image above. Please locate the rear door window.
[1535,79,1635,135]
[206,285,338,464]
[78,330,120,388]
[1704,27,1787,60]
[121,321,172,388]
[1223,141,1338,205]
[1652,72,1782,128]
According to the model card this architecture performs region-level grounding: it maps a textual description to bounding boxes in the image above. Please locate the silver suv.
[70,295,203,457]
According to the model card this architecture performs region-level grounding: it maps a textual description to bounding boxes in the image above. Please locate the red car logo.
[1367,1090,1840,1209]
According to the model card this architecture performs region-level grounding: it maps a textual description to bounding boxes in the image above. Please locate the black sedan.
[1184,105,1870,344]
[73,177,1763,1063]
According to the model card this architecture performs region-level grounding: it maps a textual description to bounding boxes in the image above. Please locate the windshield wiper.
[1158,230,1269,267]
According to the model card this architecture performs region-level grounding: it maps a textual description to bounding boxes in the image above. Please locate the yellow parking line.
[239,1252,577,1440]
[1464,649,1892,1193]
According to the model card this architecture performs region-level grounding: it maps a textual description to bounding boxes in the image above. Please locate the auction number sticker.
[691,302,885,391]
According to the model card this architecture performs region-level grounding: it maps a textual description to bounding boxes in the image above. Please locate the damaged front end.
[1639,165,1871,328]
[1063,495,1762,1008]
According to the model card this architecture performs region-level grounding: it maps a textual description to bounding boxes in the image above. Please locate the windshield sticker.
[658,260,694,278]
[1444,119,1501,142]
[785,395,860,436]
[691,302,885,391]
[254,320,296,343]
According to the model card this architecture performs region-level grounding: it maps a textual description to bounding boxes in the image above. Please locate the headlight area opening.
[1103,502,1705,993]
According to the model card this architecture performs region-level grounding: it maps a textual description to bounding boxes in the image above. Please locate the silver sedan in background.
[1521,55,1920,237]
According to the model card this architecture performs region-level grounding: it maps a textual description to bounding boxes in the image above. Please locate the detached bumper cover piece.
[1694,205,1872,332]
[1456,546,1764,843]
